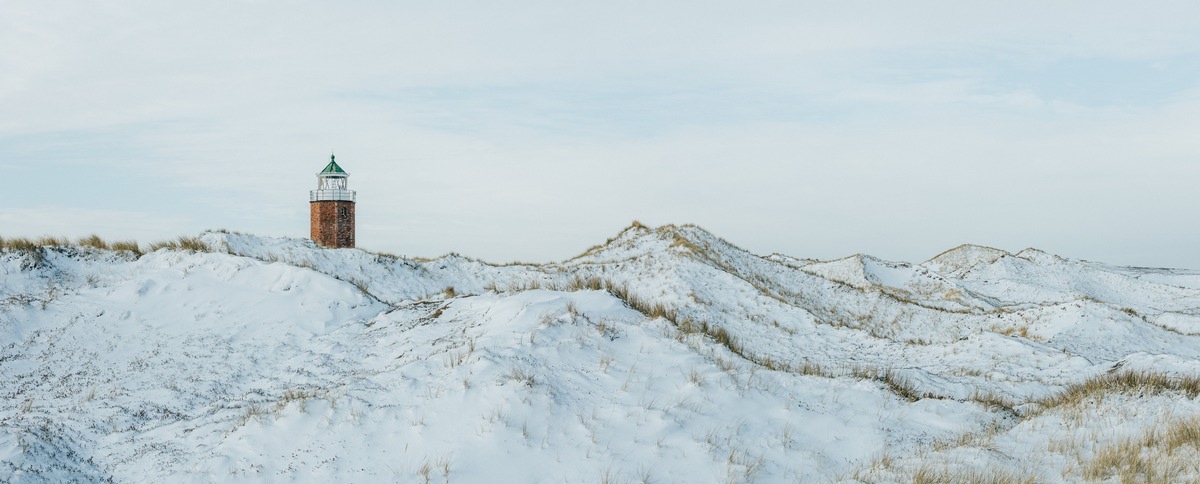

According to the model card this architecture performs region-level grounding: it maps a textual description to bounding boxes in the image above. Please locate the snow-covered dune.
[2,224,1199,482]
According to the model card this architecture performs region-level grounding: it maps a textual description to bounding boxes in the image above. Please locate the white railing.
[310,189,356,202]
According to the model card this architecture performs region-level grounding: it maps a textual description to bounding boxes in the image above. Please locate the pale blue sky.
[3,1,1199,268]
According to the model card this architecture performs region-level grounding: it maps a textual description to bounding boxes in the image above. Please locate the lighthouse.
[309,154,356,248]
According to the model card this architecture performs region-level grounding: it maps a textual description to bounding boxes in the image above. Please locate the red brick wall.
[310,201,355,248]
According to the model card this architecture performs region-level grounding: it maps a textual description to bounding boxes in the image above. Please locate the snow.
[2,224,1199,482]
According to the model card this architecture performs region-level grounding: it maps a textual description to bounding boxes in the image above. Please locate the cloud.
[2,1,1199,267]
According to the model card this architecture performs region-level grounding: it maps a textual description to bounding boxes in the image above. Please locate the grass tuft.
[505,366,536,387]
[0,236,38,252]
[77,234,109,250]
[148,236,212,253]
[2,234,143,258]
[109,240,142,255]
[35,235,70,247]
[1083,416,1200,482]
[176,236,209,252]
[1036,371,1200,413]
[911,464,1039,484]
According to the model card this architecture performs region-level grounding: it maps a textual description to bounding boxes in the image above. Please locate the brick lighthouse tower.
[309,154,356,248]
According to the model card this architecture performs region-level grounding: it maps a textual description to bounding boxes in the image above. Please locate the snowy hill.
[2,224,1200,482]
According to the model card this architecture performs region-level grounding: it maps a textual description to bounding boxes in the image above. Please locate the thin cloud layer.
[2,1,1198,267]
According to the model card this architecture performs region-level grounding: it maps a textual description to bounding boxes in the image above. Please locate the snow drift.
[2,224,1199,482]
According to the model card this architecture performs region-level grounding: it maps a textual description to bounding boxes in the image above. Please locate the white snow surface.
[1,224,1199,482]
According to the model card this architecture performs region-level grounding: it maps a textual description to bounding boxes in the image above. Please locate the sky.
[2,1,1199,268]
